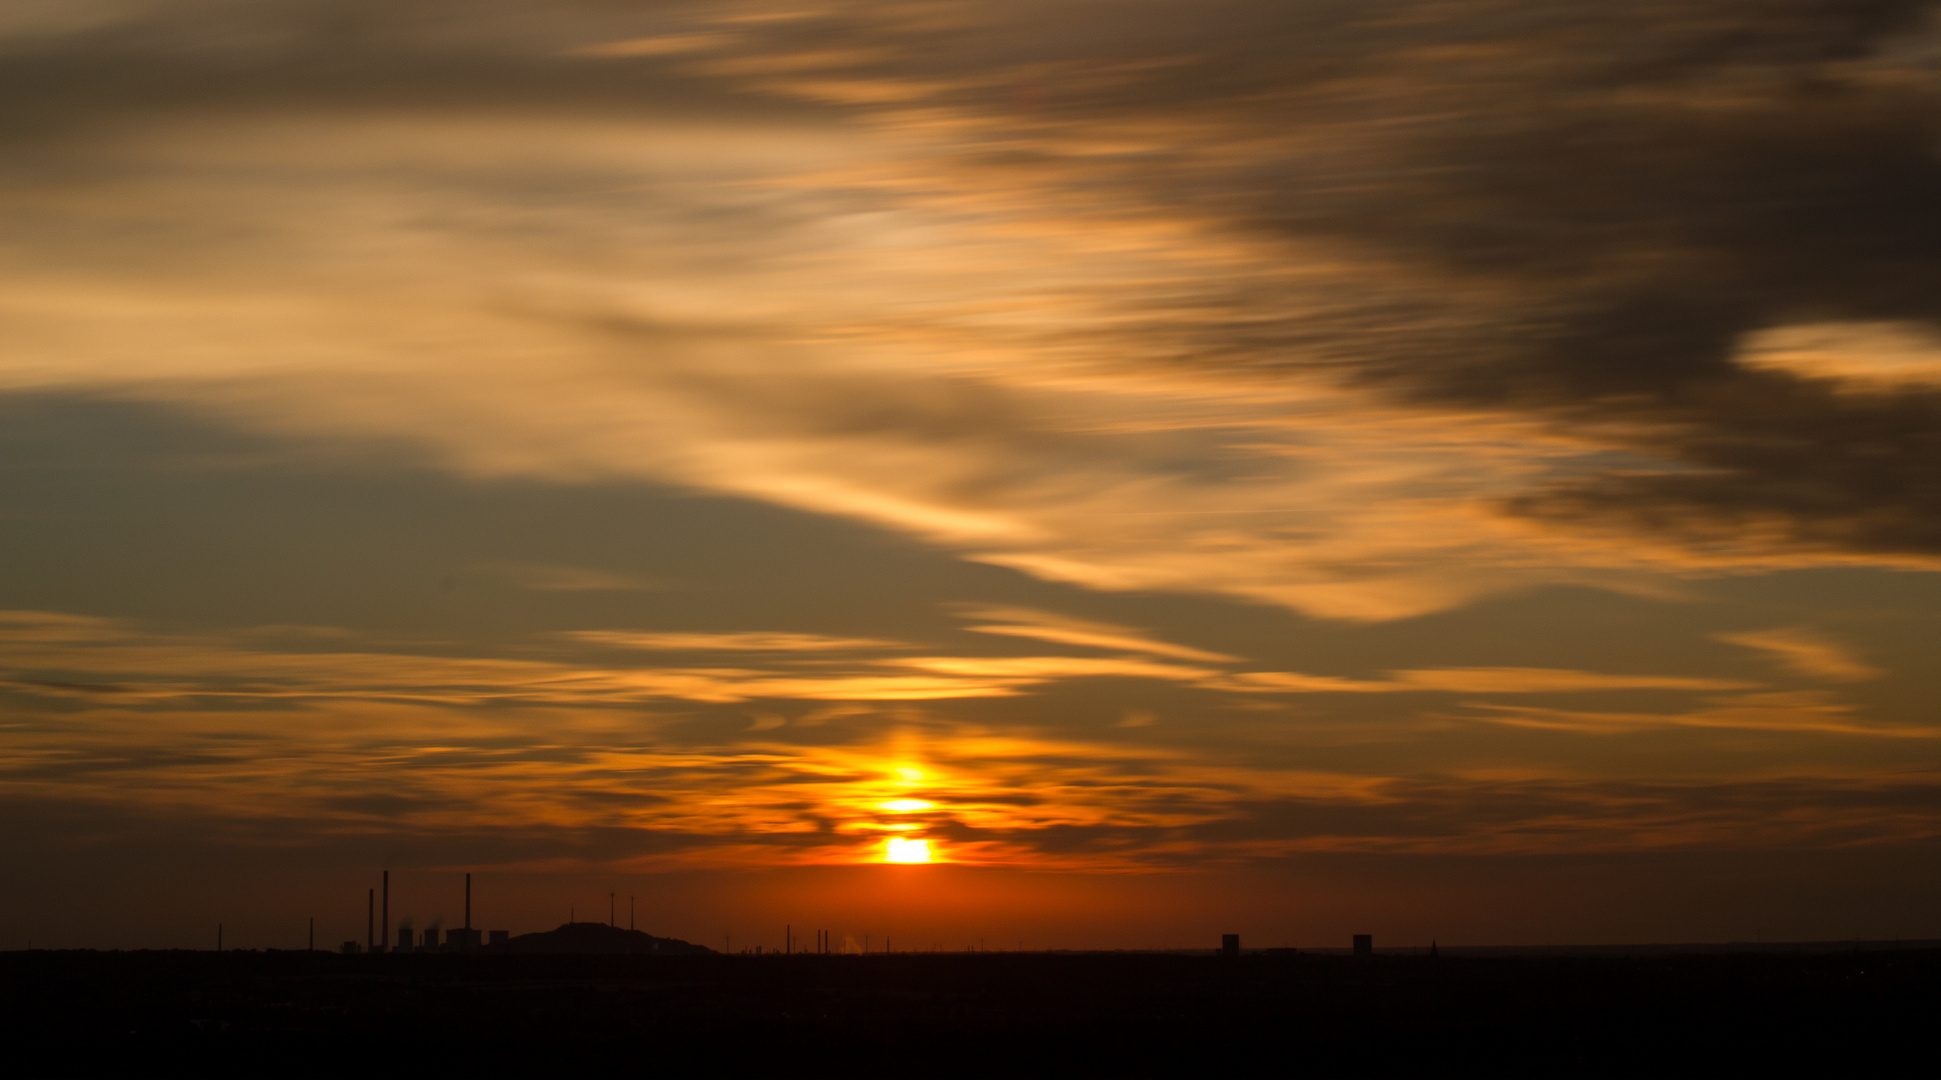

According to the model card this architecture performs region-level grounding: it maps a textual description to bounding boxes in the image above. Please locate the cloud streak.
[0,610,1772,710]
[567,631,901,653]
[955,606,1236,663]
[1716,627,1884,682]
[1471,691,1936,739]
[1206,668,1756,696]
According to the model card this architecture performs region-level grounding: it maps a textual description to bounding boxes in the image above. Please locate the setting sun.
[877,799,935,812]
[884,837,932,863]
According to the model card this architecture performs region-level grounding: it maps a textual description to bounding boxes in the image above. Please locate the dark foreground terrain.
[4,947,1937,1078]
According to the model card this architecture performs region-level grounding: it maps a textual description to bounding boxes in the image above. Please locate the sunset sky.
[6,0,1941,951]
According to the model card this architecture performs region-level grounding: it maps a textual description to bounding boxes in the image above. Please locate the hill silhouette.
[488,921,714,955]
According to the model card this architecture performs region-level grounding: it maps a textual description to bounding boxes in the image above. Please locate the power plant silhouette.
[340,871,502,954]
[325,876,1377,958]
[332,869,711,955]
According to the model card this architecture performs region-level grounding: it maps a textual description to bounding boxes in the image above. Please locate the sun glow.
[877,798,935,812]
[884,837,932,863]
[893,766,926,783]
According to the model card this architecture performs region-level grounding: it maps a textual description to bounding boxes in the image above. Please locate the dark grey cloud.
[1231,2,1941,560]
[691,0,1941,563]
[1313,2,1941,558]
[939,771,1941,859]
[0,0,828,137]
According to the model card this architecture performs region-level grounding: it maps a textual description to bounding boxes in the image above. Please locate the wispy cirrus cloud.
[1471,691,1936,739]
[955,605,1237,663]
[895,654,1220,682]
[1716,627,1884,683]
[0,610,1232,709]
[1206,667,1756,695]
[566,630,901,653]
[0,610,1774,709]
[0,612,1016,705]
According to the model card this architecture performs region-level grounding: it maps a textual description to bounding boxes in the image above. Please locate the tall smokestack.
[367,888,374,951]
[381,870,389,955]
[465,873,471,931]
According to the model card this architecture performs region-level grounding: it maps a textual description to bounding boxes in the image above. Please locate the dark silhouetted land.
[490,920,715,955]
[4,944,1937,1077]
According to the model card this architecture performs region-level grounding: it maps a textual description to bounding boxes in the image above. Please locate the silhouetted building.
[398,927,414,951]
[447,928,482,949]
[340,941,361,955]
[422,927,440,950]
[488,930,509,946]
[1222,934,1240,957]
[1354,934,1373,957]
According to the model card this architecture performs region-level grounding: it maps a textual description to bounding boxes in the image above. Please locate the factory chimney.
[465,873,471,931]
[367,888,374,952]
[381,870,389,954]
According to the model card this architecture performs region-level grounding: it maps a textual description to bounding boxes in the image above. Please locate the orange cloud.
[566,631,902,652]
[1715,628,1883,683]
[1470,692,1936,738]
[955,605,1237,662]
[1204,667,1755,695]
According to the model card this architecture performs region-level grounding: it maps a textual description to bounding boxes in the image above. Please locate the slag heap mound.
[491,922,715,955]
